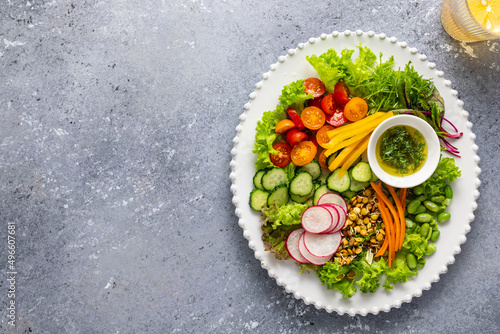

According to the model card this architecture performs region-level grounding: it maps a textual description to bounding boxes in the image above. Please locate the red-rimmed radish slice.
[329,204,347,233]
[286,229,309,264]
[298,233,333,265]
[317,192,348,212]
[301,206,332,234]
[303,231,342,257]
[319,204,339,234]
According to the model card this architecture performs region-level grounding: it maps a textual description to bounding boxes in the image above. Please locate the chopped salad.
[249,45,462,298]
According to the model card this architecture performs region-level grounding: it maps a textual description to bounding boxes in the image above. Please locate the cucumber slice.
[249,189,269,211]
[261,168,288,191]
[297,161,321,180]
[267,184,289,207]
[326,168,351,193]
[290,188,314,203]
[349,177,370,192]
[289,172,314,197]
[313,184,330,206]
[351,161,372,182]
[253,169,267,190]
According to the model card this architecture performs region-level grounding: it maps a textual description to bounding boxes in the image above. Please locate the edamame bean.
[419,223,430,237]
[437,212,451,223]
[415,205,427,214]
[424,201,439,212]
[405,218,415,229]
[444,185,453,199]
[417,260,426,268]
[426,227,433,240]
[417,195,428,202]
[413,185,424,196]
[407,199,421,214]
[442,198,451,207]
[431,195,445,203]
[406,253,417,270]
[425,243,437,255]
[416,213,433,223]
[430,230,440,241]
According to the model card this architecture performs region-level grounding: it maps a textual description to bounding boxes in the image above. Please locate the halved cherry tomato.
[291,141,317,166]
[270,142,291,167]
[320,94,337,115]
[308,133,319,148]
[325,111,347,127]
[318,149,328,170]
[307,96,323,109]
[333,82,350,106]
[316,124,335,148]
[301,106,325,130]
[286,107,305,130]
[344,97,368,122]
[287,130,308,147]
[303,78,326,98]
[275,119,296,134]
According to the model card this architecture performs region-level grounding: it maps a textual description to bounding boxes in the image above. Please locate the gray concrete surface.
[0,0,499,333]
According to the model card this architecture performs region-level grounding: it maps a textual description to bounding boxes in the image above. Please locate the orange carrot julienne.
[375,183,399,253]
[371,183,394,267]
[387,185,405,251]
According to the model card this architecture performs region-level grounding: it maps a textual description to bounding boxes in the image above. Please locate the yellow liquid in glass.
[469,0,500,33]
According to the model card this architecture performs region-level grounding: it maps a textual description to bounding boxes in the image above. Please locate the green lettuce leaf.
[354,255,388,293]
[316,258,359,298]
[253,106,286,170]
[402,233,428,260]
[261,224,300,260]
[383,252,417,290]
[306,48,348,93]
[421,156,461,198]
[262,202,308,229]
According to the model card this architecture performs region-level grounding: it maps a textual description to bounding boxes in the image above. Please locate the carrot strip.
[387,185,405,251]
[371,183,394,267]
[376,184,399,253]
[374,227,389,257]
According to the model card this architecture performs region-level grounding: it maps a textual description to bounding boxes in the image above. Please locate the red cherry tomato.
[325,111,347,127]
[303,78,326,98]
[308,133,319,148]
[308,96,323,109]
[286,107,305,130]
[333,82,350,106]
[269,142,291,167]
[287,131,308,147]
[320,94,337,115]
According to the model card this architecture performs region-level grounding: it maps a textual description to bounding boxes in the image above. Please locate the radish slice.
[319,204,339,234]
[286,229,309,264]
[298,233,333,265]
[317,192,348,212]
[301,206,333,234]
[303,231,342,257]
[329,204,347,233]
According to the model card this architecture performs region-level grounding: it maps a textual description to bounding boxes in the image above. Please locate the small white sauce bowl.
[367,115,440,188]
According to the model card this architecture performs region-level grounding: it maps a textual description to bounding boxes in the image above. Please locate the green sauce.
[376,125,427,176]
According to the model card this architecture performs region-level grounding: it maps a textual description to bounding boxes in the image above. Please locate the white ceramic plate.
[229,30,480,316]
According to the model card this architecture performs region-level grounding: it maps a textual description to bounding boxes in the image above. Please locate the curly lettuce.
[420,156,461,198]
[262,202,308,229]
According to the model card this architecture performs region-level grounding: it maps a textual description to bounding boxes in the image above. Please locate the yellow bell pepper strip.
[328,135,366,172]
[326,111,394,145]
[324,126,373,157]
[339,135,371,176]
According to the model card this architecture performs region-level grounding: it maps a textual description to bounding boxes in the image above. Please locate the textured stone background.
[0,0,498,333]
